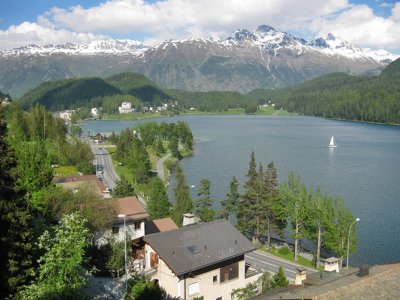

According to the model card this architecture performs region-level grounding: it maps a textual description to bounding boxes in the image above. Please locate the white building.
[95,196,149,247]
[59,110,75,122]
[91,107,99,117]
[119,102,133,114]
[143,220,262,299]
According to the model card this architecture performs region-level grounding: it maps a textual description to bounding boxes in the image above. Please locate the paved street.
[91,144,120,189]
[245,250,316,282]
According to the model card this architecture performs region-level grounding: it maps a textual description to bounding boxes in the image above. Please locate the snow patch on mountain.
[309,33,397,62]
[1,26,398,64]
[0,39,147,57]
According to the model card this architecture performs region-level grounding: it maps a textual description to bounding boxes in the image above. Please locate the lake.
[81,115,400,266]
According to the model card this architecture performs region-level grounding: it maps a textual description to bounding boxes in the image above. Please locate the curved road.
[156,153,171,182]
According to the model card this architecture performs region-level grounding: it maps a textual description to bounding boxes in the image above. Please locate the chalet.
[143,219,262,300]
[110,196,149,244]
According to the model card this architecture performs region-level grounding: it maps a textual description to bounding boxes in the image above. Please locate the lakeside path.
[156,153,171,183]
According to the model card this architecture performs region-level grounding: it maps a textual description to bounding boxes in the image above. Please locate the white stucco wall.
[144,244,261,300]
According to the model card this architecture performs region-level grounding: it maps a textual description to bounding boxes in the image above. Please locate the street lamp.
[118,214,128,293]
[346,217,360,269]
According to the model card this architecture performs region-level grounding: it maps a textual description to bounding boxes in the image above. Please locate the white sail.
[329,136,337,148]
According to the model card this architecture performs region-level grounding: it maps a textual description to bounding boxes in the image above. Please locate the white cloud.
[0,22,107,50]
[311,5,400,51]
[41,0,350,42]
[392,3,400,21]
[0,0,399,53]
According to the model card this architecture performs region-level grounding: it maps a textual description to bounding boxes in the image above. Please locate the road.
[91,144,120,190]
[156,153,171,182]
[245,250,316,282]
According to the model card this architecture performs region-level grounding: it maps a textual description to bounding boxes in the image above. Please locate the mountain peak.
[256,25,276,33]
[326,33,336,41]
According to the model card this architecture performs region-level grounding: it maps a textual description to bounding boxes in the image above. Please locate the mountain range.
[0,25,398,97]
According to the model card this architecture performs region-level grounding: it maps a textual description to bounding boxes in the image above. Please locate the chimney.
[182,213,196,226]
[295,267,307,285]
[324,257,340,273]
[358,264,369,277]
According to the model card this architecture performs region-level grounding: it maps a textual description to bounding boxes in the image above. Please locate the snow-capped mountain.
[0,25,398,96]
[1,39,147,57]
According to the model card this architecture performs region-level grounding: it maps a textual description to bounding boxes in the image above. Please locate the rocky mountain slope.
[0,25,397,97]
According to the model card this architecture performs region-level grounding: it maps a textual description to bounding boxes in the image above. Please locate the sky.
[1,0,400,53]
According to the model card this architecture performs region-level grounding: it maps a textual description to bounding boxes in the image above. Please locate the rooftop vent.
[358,264,369,277]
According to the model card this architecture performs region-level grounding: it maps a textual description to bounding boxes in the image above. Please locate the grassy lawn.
[260,246,317,270]
[256,107,296,115]
[53,165,80,177]
[102,112,165,121]
[183,108,245,115]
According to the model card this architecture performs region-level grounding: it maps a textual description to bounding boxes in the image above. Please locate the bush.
[278,245,291,255]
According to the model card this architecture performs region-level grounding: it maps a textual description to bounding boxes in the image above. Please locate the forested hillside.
[20,78,120,111]
[18,72,259,113]
[248,58,400,124]
[166,89,258,112]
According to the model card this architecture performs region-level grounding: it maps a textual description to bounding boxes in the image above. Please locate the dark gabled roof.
[144,220,255,276]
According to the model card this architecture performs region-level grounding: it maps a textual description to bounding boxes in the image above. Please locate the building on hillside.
[118,102,133,114]
[52,175,107,198]
[110,196,149,243]
[91,107,99,118]
[251,263,400,300]
[59,110,75,122]
[143,219,262,300]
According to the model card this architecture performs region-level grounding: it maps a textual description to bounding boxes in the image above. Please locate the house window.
[150,252,159,268]
[134,222,141,230]
[220,262,239,283]
[188,282,199,296]
[112,226,119,234]
[213,275,218,283]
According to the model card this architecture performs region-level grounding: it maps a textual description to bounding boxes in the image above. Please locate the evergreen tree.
[0,103,35,298]
[156,139,165,156]
[221,176,239,222]
[125,136,151,184]
[272,267,289,288]
[147,177,171,220]
[113,175,135,198]
[262,162,286,248]
[195,178,215,222]
[169,135,181,159]
[171,164,193,226]
[236,151,264,243]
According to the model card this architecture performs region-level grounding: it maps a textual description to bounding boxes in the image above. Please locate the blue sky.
[1,0,399,53]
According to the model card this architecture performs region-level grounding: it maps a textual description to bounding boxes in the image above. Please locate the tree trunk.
[316,226,321,268]
[294,221,299,262]
[267,219,271,249]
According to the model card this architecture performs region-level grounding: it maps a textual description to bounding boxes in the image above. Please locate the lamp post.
[346,217,360,269]
[118,214,127,293]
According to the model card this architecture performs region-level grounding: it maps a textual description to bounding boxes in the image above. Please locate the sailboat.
[329,136,337,148]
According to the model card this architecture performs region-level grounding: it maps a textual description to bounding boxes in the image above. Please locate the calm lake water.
[81,115,400,266]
